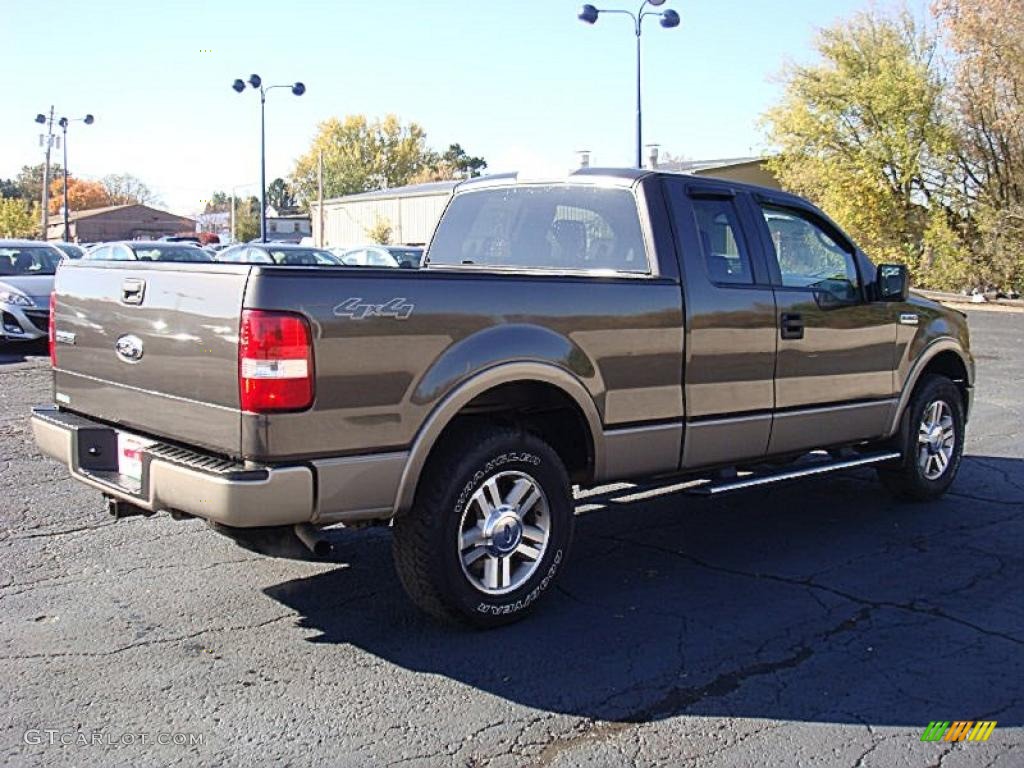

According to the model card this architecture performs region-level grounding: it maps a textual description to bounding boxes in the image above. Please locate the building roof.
[321,180,460,205]
[656,156,765,173]
[56,203,195,224]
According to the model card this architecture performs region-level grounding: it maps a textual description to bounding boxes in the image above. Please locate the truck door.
[663,178,778,468]
[749,198,898,454]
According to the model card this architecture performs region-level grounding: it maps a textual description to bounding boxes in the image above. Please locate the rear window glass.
[0,246,61,275]
[132,246,212,262]
[427,186,648,273]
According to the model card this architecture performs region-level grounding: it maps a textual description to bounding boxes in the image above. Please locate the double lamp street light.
[34,109,94,241]
[232,74,305,243]
[578,0,680,169]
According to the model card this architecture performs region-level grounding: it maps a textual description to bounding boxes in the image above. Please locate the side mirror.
[877,264,909,301]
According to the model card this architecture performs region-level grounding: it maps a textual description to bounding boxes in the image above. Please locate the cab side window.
[760,205,859,300]
[691,198,753,285]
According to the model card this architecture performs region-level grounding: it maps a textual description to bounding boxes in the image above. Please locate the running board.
[686,451,901,496]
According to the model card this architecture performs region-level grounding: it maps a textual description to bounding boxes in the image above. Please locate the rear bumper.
[31,406,314,528]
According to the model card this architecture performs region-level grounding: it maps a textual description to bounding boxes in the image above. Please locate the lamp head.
[578,4,599,24]
[648,0,667,5]
[660,9,680,28]
[292,82,305,96]
[232,79,246,93]
[83,114,94,125]
[247,73,262,89]
[35,114,46,124]
[58,117,68,129]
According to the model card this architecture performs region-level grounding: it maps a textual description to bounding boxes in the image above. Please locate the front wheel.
[392,424,574,628]
[878,374,965,501]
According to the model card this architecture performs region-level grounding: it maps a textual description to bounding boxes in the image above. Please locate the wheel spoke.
[505,478,532,507]
[515,542,542,561]
[934,450,948,474]
[461,526,484,551]
[500,556,511,588]
[463,547,488,566]
[522,524,546,544]
[518,488,542,517]
[484,556,499,590]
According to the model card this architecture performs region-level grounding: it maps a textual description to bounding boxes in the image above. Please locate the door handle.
[780,312,804,340]
[121,278,146,305]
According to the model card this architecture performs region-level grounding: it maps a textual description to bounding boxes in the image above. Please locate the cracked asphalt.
[1,308,1022,767]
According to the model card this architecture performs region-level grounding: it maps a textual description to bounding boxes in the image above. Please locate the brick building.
[46,204,196,243]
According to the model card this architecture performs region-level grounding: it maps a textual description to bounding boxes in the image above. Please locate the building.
[266,207,312,243]
[310,160,779,250]
[654,156,781,190]
[311,181,459,248]
[46,204,196,243]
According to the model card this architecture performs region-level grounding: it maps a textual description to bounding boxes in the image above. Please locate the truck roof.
[454,167,808,206]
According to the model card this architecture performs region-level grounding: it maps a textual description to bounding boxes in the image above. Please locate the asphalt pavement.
[1,310,1022,767]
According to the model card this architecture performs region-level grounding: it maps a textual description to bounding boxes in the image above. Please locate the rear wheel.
[392,424,574,628]
[878,374,965,501]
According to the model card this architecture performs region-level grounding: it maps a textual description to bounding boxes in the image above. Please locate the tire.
[877,374,965,501]
[392,423,574,628]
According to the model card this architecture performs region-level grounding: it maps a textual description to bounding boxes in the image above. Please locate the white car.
[329,246,402,268]
[0,241,63,342]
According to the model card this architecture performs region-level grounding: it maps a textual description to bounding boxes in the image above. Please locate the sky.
[1,0,891,216]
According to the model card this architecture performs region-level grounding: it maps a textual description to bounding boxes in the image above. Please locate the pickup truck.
[32,168,974,627]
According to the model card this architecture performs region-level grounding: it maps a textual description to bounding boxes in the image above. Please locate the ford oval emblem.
[115,334,144,363]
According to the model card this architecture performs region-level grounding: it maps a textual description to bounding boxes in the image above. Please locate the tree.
[101,173,157,205]
[0,179,20,199]
[233,196,260,242]
[48,177,114,214]
[204,191,231,214]
[14,163,63,205]
[0,196,40,238]
[935,0,1024,289]
[762,11,963,283]
[365,216,392,244]
[410,143,489,184]
[291,115,432,203]
[266,178,296,212]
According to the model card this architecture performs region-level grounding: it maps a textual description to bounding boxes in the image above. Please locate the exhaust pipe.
[293,523,332,558]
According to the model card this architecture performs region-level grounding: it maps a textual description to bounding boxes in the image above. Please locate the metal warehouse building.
[311,181,458,248]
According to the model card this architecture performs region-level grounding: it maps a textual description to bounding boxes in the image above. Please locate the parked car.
[83,241,213,263]
[215,242,341,266]
[51,242,85,260]
[331,245,423,268]
[0,240,63,342]
[33,169,974,627]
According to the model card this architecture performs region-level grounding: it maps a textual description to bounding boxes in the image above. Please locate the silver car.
[0,240,63,342]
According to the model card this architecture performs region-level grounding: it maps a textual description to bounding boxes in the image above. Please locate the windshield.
[264,248,340,266]
[134,245,213,262]
[388,248,423,266]
[53,243,85,259]
[0,246,62,276]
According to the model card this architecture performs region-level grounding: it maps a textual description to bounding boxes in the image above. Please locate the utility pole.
[317,150,324,247]
[36,107,56,239]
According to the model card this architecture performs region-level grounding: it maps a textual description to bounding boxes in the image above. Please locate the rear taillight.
[48,291,57,368]
[239,309,314,413]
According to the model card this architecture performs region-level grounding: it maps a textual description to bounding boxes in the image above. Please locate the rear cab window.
[427,184,650,274]
[690,198,754,285]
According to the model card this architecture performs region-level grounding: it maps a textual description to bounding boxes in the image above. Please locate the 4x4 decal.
[333,297,414,320]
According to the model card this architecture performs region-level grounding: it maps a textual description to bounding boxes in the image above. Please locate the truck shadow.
[263,454,1024,728]
[0,339,48,365]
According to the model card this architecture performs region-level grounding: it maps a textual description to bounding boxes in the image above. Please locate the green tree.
[14,163,63,205]
[0,179,20,199]
[762,11,963,284]
[0,196,40,238]
[410,143,489,184]
[266,178,296,212]
[291,114,432,203]
[233,196,260,242]
[365,216,392,244]
[204,191,231,214]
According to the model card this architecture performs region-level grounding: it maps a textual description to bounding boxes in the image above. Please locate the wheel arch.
[393,363,604,515]
[887,339,972,437]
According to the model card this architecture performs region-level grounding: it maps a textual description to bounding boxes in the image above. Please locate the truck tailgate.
[52,262,251,458]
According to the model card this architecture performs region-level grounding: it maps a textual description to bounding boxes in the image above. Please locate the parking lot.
[1,308,1021,767]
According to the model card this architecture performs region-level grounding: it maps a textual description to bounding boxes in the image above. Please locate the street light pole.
[578,1,680,168]
[51,113,95,242]
[34,107,56,238]
[232,75,305,243]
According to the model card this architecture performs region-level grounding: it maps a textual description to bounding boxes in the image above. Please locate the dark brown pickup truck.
[32,169,974,627]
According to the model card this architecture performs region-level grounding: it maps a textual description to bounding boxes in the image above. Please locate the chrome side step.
[686,451,901,496]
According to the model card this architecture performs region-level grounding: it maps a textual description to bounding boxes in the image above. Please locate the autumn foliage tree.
[48,177,114,215]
